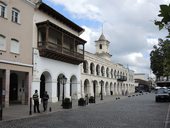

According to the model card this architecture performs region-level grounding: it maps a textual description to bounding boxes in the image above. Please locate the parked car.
[155,87,169,102]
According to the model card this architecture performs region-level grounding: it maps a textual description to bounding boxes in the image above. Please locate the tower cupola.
[95,33,112,61]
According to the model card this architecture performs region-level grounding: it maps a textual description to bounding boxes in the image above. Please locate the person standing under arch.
[33,90,40,113]
[42,91,49,112]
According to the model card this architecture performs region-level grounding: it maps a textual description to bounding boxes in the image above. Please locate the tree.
[150,39,170,80]
[154,4,170,38]
[152,4,170,80]
[150,40,164,80]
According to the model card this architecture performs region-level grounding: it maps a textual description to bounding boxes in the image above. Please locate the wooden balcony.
[117,75,127,82]
[38,41,84,65]
[36,20,86,65]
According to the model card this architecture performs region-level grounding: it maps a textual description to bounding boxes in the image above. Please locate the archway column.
[103,84,106,96]
[65,83,71,99]
[49,81,57,102]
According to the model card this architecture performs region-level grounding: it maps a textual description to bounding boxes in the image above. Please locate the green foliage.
[154,4,170,37]
[150,39,170,79]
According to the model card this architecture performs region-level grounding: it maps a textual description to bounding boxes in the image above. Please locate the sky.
[43,0,170,77]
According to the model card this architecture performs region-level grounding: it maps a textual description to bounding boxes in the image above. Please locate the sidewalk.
[2,95,128,121]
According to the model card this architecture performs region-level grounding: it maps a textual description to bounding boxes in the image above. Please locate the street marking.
[164,103,170,128]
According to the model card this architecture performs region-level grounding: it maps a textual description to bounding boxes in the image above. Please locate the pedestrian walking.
[33,90,40,113]
[42,91,49,112]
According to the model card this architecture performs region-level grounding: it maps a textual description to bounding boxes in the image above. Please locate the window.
[0,2,6,18]
[12,8,20,23]
[0,34,6,51]
[99,44,102,49]
[10,39,20,54]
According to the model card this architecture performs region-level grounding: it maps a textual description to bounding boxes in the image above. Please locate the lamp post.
[0,82,2,120]
[100,80,104,100]
[93,81,96,103]
[60,76,67,106]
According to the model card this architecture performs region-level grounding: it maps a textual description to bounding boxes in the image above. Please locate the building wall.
[80,51,135,97]
[33,9,80,48]
[0,0,34,64]
[32,3,83,102]
[0,0,34,107]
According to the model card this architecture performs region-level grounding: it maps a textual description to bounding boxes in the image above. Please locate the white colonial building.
[80,33,136,98]
[32,2,86,102]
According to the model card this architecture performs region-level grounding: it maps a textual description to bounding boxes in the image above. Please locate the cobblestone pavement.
[0,93,169,128]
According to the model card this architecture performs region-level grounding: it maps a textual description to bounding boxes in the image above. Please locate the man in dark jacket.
[42,91,49,112]
[33,90,40,113]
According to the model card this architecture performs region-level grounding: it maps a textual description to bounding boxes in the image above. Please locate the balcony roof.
[38,2,85,34]
[36,20,86,45]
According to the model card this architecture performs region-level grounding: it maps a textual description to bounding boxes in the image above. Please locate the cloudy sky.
[43,0,170,77]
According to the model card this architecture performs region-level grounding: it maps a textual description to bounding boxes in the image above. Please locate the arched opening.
[105,82,109,95]
[70,75,77,99]
[106,68,109,78]
[99,44,102,49]
[57,74,67,101]
[10,73,18,103]
[40,71,52,99]
[96,64,100,76]
[83,61,88,73]
[93,80,98,97]
[111,69,113,78]
[90,62,95,75]
[101,66,105,76]
[110,82,113,95]
[40,74,45,98]
[114,83,116,95]
[84,79,90,95]
[114,70,116,78]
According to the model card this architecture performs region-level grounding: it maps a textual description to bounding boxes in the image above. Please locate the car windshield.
[156,88,168,94]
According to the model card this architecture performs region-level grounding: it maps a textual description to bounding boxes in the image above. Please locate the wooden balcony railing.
[38,41,84,64]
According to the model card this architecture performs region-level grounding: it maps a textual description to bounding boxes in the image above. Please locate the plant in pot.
[63,98,72,109]
[78,98,86,106]
[89,96,95,103]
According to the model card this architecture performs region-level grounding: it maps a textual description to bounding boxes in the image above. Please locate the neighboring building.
[80,33,136,98]
[155,76,170,87]
[32,2,86,102]
[134,73,149,81]
[0,0,35,107]
[134,73,151,92]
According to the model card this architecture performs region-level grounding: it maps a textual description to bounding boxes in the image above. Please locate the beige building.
[0,0,35,107]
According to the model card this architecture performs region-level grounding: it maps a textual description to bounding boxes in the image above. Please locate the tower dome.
[95,33,112,61]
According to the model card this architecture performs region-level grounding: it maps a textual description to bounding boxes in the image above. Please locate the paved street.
[0,93,169,128]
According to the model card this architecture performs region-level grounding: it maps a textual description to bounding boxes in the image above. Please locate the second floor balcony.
[117,75,127,82]
[36,20,86,65]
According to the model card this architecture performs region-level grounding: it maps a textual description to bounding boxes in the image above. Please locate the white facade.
[32,2,85,102]
[81,34,136,98]
[32,49,81,102]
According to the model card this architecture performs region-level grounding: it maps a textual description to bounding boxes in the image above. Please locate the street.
[0,93,169,128]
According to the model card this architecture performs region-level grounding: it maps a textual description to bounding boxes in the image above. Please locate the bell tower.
[95,33,112,61]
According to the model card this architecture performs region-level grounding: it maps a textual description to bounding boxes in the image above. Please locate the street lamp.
[100,80,104,100]
[59,75,67,106]
[0,84,2,120]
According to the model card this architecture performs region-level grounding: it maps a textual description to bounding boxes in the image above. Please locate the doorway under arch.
[84,79,90,95]
[70,75,77,99]
[40,71,52,99]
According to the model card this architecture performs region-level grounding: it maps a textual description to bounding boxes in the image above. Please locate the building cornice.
[0,60,33,67]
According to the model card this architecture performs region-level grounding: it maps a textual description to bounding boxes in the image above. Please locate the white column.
[103,84,106,96]
[65,83,71,99]
[49,81,58,102]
